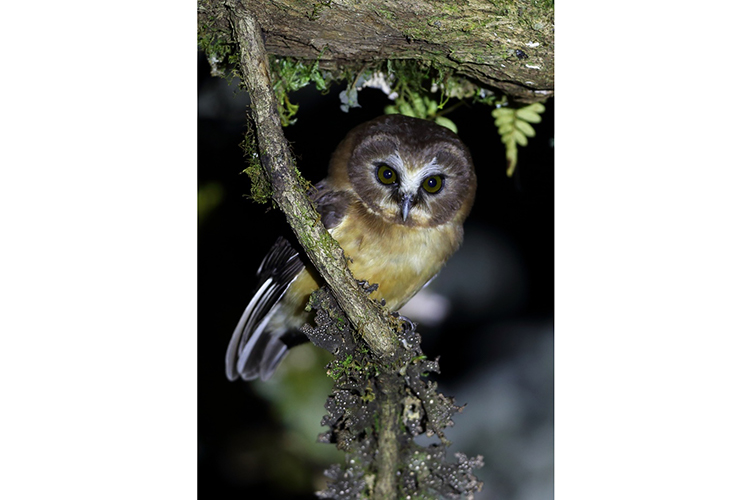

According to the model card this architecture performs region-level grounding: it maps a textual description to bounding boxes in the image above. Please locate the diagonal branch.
[226,6,404,497]
[224,4,398,376]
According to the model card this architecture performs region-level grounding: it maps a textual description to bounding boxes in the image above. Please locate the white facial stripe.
[399,169,427,194]
[402,158,444,195]
[381,153,404,172]
[422,157,444,177]
[377,153,415,192]
[376,154,444,195]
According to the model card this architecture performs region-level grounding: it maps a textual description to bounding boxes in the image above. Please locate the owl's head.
[328,115,477,228]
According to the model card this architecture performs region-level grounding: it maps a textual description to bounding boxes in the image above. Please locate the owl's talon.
[397,314,417,333]
[357,280,379,294]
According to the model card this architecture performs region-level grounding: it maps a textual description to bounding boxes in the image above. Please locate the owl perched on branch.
[226,114,477,381]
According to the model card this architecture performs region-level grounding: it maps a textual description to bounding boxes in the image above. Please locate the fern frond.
[492,102,545,176]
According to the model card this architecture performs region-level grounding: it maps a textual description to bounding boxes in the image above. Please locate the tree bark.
[373,373,399,499]
[200,0,554,103]
[226,6,404,497]
[226,1,398,366]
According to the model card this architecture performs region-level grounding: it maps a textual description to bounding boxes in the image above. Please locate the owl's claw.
[357,279,379,295]
[396,313,417,333]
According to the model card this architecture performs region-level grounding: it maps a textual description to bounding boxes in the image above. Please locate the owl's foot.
[395,313,417,333]
[357,279,379,295]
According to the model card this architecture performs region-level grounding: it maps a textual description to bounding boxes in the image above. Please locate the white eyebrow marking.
[397,157,444,195]
[381,153,404,173]
[421,157,444,177]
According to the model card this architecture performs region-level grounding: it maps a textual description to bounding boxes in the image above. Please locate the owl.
[226,114,477,381]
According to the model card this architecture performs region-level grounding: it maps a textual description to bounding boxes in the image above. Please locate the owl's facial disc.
[341,116,476,228]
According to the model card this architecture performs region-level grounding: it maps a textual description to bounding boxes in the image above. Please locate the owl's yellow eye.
[422,175,443,194]
[377,164,398,185]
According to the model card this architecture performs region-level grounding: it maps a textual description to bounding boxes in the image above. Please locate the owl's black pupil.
[427,178,437,187]
[382,168,393,179]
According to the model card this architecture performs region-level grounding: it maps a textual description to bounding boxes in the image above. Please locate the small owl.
[226,114,477,381]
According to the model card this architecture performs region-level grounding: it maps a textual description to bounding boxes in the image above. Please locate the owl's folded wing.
[226,183,353,381]
[311,180,354,230]
[225,236,305,381]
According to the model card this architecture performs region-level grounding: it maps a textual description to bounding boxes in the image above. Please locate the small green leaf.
[515,120,536,137]
[514,129,528,146]
[515,108,541,123]
[399,101,416,117]
[495,116,515,127]
[529,103,546,113]
[413,96,427,118]
[498,123,515,135]
[434,116,458,134]
[492,107,514,120]
[427,99,438,116]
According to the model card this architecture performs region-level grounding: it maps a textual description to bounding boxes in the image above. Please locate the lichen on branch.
[304,288,484,499]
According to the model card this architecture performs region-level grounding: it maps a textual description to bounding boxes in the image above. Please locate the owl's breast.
[330,204,463,310]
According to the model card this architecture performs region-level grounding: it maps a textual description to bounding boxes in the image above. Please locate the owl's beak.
[400,194,414,221]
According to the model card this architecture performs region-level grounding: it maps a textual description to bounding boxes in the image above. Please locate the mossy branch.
[227,6,405,497]
[226,3,397,363]
[201,0,554,104]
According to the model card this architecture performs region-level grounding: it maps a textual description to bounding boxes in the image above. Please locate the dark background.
[198,52,554,499]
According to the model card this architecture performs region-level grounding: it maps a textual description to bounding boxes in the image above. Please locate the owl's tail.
[225,237,306,381]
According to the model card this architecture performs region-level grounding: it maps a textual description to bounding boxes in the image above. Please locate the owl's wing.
[225,236,305,381]
[311,180,353,230]
[226,183,353,381]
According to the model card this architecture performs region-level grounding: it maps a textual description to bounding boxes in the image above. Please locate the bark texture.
[226,4,398,363]
[200,0,554,103]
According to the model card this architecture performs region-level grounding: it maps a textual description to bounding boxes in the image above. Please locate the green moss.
[240,124,273,204]
[372,6,395,20]
[197,9,238,79]
[444,3,460,14]
[270,54,339,126]
[307,0,333,21]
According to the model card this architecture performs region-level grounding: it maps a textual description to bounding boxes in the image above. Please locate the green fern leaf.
[386,94,458,133]
[492,102,546,176]
[434,116,458,134]
[515,119,536,138]
[515,105,544,123]
[514,129,528,147]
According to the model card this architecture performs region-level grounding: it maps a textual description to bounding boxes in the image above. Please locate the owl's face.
[328,115,477,228]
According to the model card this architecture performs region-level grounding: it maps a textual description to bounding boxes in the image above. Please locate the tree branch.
[202,0,554,103]
[373,374,399,499]
[226,3,397,362]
